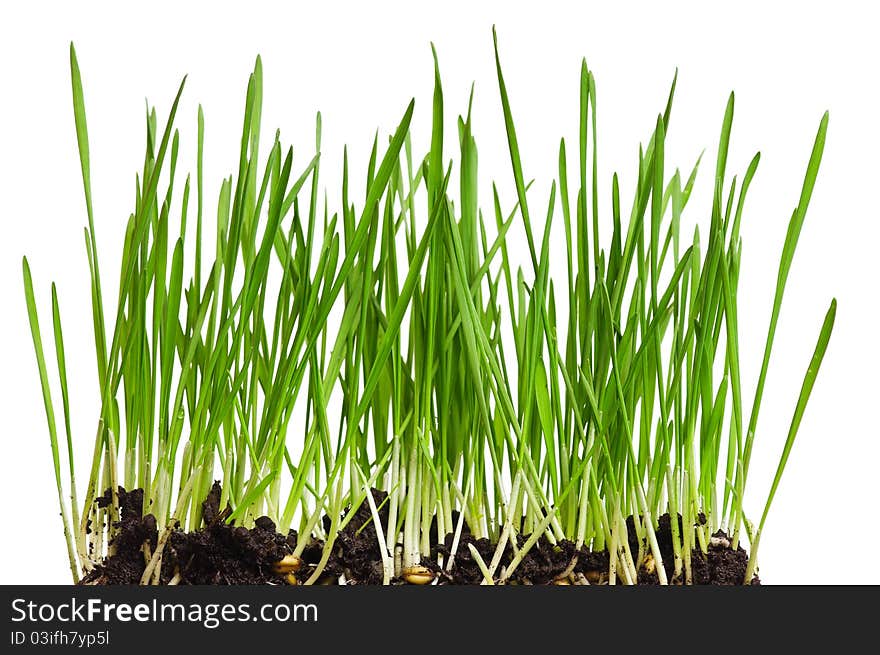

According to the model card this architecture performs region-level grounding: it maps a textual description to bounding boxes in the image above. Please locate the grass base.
[79,486,757,586]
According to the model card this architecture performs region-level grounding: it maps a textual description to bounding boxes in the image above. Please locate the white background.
[1,1,877,584]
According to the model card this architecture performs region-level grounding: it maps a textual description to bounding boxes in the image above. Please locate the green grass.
[23,32,834,585]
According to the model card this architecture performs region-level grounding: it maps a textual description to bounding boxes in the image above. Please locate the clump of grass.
[23,32,834,585]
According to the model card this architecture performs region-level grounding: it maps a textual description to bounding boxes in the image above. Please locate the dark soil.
[317,488,390,585]
[85,488,157,585]
[81,483,297,585]
[79,485,758,586]
[624,513,758,585]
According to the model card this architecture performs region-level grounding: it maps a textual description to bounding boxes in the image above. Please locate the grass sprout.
[23,32,835,585]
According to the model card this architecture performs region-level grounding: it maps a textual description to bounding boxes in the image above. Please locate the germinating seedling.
[23,32,835,585]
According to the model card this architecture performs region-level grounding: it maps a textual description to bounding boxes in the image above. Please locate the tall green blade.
[69,43,108,391]
[759,298,836,532]
[23,258,79,581]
